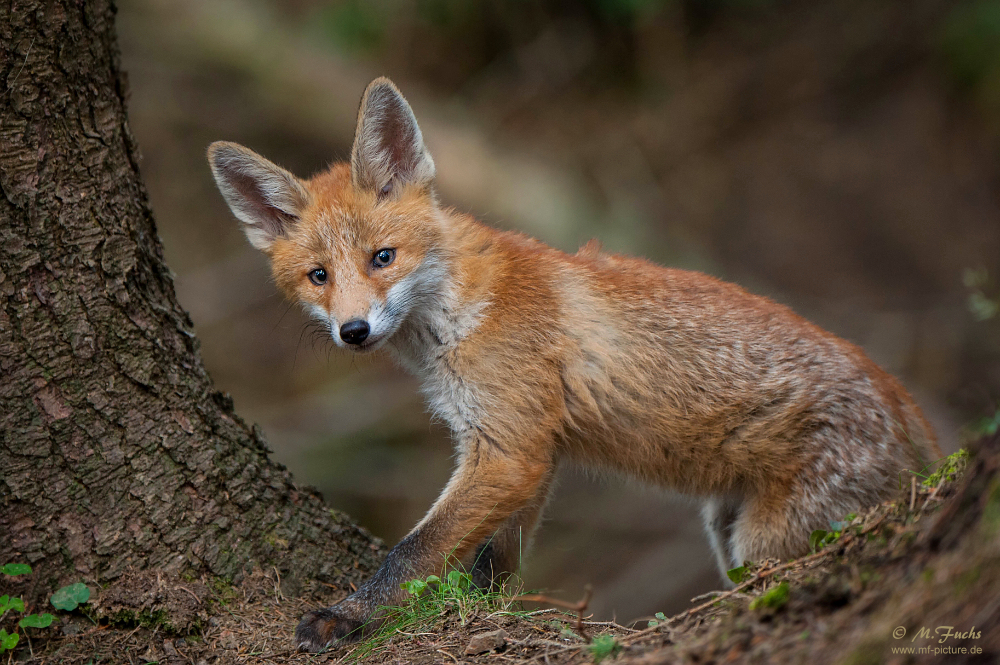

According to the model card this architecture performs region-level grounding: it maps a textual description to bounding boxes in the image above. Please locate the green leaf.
[655,611,666,621]
[809,530,829,551]
[0,629,19,651]
[589,634,621,664]
[0,596,8,613]
[19,613,54,629]
[401,579,427,596]
[8,597,24,614]
[749,581,791,611]
[446,570,471,591]
[50,583,90,611]
[2,563,32,577]
[424,574,441,585]
[726,566,747,584]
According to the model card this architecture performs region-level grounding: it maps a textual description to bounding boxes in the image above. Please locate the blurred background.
[118,0,1000,623]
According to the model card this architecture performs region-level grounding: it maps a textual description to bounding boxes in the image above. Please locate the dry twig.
[514,585,594,640]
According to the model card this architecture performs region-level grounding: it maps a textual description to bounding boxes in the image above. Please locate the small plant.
[726,565,749,585]
[2,564,31,576]
[809,528,839,552]
[589,633,621,663]
[50,582,91,611]
[0,564,56,655]
[399,570,477,624]
[809,511,865,553]
[922,449,969,488]
[749,581,790,611]
[349,567,527,661]
[401,569,472,598]
[646,611,667,628]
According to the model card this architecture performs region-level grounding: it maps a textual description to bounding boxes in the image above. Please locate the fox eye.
[308,268,327,285]
[373,248,396,268]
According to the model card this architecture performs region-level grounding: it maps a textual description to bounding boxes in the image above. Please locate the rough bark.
[0,0,381,597]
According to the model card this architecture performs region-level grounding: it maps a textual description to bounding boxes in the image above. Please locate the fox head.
[207,78,447,352]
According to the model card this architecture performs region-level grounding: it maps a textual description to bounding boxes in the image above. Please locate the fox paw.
[294,606,367,652]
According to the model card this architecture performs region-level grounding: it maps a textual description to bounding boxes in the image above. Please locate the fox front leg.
[466,466,556,590]
[294,441,553,651]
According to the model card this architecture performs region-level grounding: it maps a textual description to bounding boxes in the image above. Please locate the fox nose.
[340,319,370,345]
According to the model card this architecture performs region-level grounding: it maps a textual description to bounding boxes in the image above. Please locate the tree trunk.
[0,0,381,597]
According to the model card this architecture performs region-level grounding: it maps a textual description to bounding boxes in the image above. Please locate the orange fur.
[207,77,939,652]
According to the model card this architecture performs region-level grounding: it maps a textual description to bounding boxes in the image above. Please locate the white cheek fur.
[367,300,394,340]
[307,303,345,347]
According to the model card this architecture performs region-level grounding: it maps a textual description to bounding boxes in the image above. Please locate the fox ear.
[207,141,311,250]
[351,77,435,197]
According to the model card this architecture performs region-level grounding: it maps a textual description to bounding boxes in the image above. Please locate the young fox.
[208,77,939,651]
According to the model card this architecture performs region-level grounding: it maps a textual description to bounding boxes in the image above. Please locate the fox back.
[208,77,939,652]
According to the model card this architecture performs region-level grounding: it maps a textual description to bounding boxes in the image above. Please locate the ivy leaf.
[727,566,748,584]
[19,613,54,629]
[50,583,90,611]
[401,579,427,596]
[0,629,19,651]
[1,563,32,577]
[809,530,829,552]
[8,598,25,614]
[647,610,668,627]
[446,570,471,591]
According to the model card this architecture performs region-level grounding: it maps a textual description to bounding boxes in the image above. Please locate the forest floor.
[7,433,1000,665]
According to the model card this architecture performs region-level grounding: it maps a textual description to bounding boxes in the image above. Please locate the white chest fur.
[390,295,490,446]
